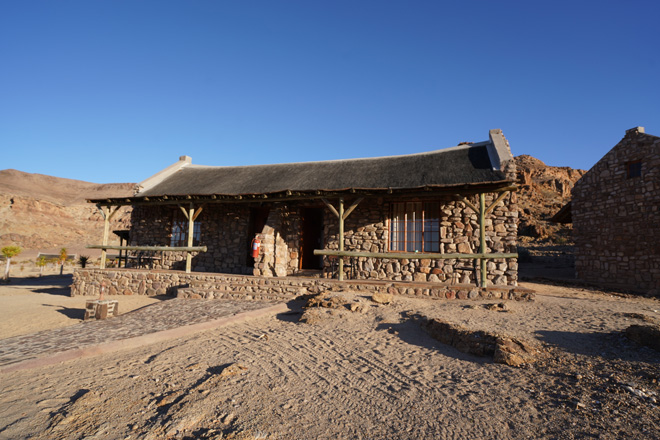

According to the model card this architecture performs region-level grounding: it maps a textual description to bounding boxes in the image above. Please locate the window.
[627,160,642,179]
[170,215,201,247]
[389,202,440,252]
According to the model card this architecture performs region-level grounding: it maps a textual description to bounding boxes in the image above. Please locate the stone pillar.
[253,205,291,277]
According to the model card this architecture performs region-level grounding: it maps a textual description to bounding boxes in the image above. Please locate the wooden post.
[97,205,120,270]
[322,197,362,281]
[338,198,344,281]
[479,193,487,287]
[186,203,194,273]
[118,234,124,268]
[100,206,110,269]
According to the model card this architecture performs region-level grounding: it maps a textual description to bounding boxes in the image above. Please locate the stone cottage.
[572,127,660,294]
[89,129,519,287]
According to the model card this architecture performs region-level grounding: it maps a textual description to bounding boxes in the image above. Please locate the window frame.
[626,160,642,179]
[170,212,201,247]
[388,201,440,253]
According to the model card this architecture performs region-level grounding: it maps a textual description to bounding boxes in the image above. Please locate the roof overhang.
[89,180,517,207]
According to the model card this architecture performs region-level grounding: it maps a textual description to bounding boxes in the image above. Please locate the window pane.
[171,217,201,247]
[390,220,404,251]
[390,201,439,253]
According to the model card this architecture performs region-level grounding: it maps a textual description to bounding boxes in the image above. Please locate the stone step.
[177,287,294,302]
[188,279,387,295]
[190,284,305,296]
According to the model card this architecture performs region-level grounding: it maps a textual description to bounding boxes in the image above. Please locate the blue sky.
[1,0,658,183]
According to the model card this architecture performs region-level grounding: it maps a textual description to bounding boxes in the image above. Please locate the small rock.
[372,292,393,304]
[305,293,346,309]
[493,349,525,367]
[484,303,507,311]
[349,303,365,313]
[156,391,182,407]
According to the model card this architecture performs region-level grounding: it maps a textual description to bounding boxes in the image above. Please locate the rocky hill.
[0,169,134,257]
[514,155,586,243]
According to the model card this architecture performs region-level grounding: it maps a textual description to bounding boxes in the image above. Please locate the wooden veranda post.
[186,203,194,272]
[479,193,487,287]
[338,198,344,281]
[322,197,363,281]
[101,207,109,269]
[178,203,204,273]
[460,190,514,287]
[98,205,120,269]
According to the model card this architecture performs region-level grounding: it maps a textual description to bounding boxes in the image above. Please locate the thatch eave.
[90,180,517,207]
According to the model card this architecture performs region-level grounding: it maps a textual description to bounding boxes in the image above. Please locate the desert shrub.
[2,246,22,280]
[78,255,90,268]
[36,256,47,276]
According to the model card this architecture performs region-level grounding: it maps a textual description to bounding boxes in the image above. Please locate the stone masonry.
[71,268,534,301]
[127,171,518,286]
[129,204,252,274]
[572,127,660,294]
[248,193,517,286]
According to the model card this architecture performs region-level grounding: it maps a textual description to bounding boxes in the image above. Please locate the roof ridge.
[186,143,485,170]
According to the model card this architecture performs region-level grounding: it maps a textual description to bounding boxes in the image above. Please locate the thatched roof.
[91,129,515,204]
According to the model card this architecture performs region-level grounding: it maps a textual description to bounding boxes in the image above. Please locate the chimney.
[626,126,645,136]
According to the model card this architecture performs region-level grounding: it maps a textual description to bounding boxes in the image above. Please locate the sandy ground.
[0,271,162,339]
[0,274,659,439]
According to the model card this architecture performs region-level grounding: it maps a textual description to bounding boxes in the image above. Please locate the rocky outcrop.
[515,155,585,241]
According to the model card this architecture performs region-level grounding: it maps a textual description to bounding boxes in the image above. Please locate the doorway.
[246,207,270,266]
[300,207,324,270]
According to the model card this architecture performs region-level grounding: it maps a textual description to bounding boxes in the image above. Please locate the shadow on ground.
[274,301,306,323]
[34,286,71,296]
[376,316,490,365]
[536,329,660,363]
[41,304,86,320]
[4,274,73,288]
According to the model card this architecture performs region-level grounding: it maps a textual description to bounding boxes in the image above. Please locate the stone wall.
[320,195,518,286]
[129,189,518,286]
[129,204,252,274]
[70,268,534,301]
[573,127,660,293]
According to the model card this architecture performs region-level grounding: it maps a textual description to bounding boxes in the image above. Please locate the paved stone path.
[0,298,282,369]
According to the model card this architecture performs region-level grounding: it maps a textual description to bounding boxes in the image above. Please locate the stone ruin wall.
[573,128,660,293]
